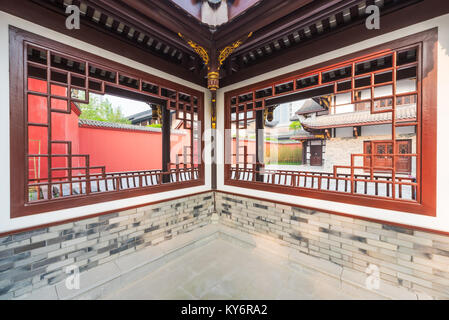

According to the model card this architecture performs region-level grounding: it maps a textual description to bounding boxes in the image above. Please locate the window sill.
[224,179,435,217]
[12,179,205,219]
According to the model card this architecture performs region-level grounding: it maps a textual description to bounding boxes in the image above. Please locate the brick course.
[1,191,449,299]
[216,192,449,299]
[0,193,214,299]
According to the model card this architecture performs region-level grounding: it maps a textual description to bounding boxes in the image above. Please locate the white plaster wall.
[216,14,449,233]
[335,127,354,138]
[362,124,392,136]
[0,11,212,233]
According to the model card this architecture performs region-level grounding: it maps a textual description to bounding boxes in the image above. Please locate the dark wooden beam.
[221,0,443,87]
[2,0,204,86]
[84,0,197,53]
[119,0,213,48]
[211,91,217,190]
[3,0,437,90]
[214,0,316,48]
[255,110,264,182]
[230,0,361,57]
[162,103,171,184]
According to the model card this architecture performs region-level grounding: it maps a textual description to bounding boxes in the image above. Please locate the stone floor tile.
[103,239,385,300]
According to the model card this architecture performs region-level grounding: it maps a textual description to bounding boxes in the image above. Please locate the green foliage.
[147,123,162,128]
[289,121,302,131]
[265,144,303,165]
[80,95,131,124]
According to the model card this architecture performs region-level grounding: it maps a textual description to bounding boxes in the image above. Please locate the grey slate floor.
[103,238,385,300]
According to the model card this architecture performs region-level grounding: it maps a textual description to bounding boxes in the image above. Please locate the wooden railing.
[28,166,199,200]
[230,166,417,201]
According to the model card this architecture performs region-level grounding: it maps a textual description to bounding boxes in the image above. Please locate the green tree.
[289,121,302,131]
[80,95,131,124]
[147,123,162,128]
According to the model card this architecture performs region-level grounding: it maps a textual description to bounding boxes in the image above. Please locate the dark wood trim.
[232,0,417,57]
[211,91,217,190]
[119,0,213,48]
[222,0,359,53]
[217,190,449,238]
[255,109,264,182]
[82,0,211,50]
[224,29,433,96]
[3,0,445,88]
[10,26,203,101]
[223,28,437,217]
[162,103,171,184]
[9,26,205,219]
[1,0,205,86]
[9,24,25,221]
[221,0,449,87]
[214,0,316,48]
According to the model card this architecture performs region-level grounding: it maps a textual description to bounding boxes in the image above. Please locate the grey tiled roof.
[292,129,316,139]
[128,110,153,121]
[79,119,162,132]
[301,104,416,129]
[295,100,326,115]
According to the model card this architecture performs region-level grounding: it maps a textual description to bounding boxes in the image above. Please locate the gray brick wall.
[0,193,214,299]
[2,191,449,300]
[216,193,449,299]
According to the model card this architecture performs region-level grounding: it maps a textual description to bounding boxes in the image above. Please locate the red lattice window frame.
[9,27,205,218]
[224,29,437,216]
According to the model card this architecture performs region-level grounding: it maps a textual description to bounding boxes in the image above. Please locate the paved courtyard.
[103,238,385,300]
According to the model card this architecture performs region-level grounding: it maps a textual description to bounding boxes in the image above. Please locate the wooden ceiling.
[170,0,263,24]
[3,0,441,87]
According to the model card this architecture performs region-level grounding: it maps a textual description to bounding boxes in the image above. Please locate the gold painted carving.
[179,32,253,90]
[218,32,253,69]
[178,33,210,68]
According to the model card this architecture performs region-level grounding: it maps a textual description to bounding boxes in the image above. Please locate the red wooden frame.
[9,27,205,219]
[224,29,438,217]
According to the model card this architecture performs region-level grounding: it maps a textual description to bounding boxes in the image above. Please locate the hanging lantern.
[151,105,158,121]
[211,114,217,129]
[207,71,220,91]
[157,106,162,124]
[151,105,162,124]
[264,106,275,122]
[267,108,274,122]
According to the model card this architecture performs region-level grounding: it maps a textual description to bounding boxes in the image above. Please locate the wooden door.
[364,140,412,174]
[396,140,412,174]
[310,145,322,166]
[373,142,393,170]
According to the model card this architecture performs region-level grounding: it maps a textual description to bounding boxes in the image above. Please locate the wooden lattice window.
[9,27,205,218]
[224,29,437,216]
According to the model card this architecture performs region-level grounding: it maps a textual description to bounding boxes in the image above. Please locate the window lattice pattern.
[26,43,201,203]
[228,45,420,202]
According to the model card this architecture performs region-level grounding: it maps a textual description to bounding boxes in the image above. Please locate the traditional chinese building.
[0,0,449,301]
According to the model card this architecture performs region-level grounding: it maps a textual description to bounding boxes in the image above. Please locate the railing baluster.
[375,177,379,196]
[386,178,390,198]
